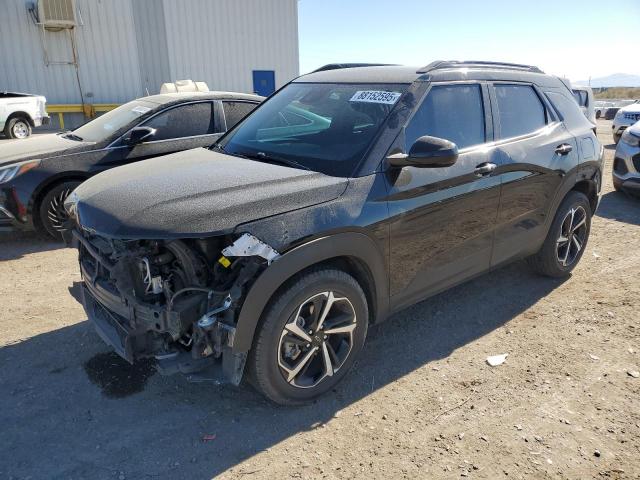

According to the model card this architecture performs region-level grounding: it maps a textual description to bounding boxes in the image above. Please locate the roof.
[297,66,421,84]
[141,91,264,105]
[296,62,564,88]
[312,63,398,73]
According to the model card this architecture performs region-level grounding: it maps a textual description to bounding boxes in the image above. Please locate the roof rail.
[417,60,544,74]
[312,63,396,73]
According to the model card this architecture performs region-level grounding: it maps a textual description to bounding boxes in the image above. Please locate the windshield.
[71,100,157,143]
[219,82,407,177]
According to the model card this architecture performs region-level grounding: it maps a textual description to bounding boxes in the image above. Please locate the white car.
[0,92,49,139]
[594,100,615,119]
[612,101,640,143]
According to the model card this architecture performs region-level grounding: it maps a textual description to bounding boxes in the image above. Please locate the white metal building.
[0,0,299,128]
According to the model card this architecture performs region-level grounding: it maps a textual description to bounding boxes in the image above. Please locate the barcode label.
[350,91,401,105]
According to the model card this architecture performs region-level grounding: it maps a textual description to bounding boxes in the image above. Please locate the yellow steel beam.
[47,103,121,113]
[93,104,120,112]
[47,104,83,113]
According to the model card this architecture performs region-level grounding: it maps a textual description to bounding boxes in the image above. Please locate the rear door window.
[494,84,546,139]
[222,101,258,129]
[143,102,216,141]
[405,84,486,151]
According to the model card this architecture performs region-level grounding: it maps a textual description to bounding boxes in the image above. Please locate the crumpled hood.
[73,148,349,238]
[0,133,93,166]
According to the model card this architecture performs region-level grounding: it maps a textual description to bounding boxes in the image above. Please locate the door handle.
[474,162,497,176]
[555,144,573,155]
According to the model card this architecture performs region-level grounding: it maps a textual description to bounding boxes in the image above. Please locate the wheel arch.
[232,232,389,353]
[6,111,35,127]
[30,173,89,229]
[571,178,598,214]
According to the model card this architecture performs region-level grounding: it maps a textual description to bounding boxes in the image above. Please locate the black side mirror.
[387,135,459,168]
[125,126,156,145]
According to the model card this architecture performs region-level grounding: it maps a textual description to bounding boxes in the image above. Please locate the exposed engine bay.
[74,230,278,384]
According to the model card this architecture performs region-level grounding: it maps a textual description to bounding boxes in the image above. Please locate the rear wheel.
[4,116,32,139]
[527,191,591,277]
[249,268,368,405]
[38,181,82,240]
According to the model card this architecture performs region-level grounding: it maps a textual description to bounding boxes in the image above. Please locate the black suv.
[68,61,603,405]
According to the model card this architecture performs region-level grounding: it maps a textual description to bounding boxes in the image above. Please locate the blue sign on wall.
[252,70,276,97]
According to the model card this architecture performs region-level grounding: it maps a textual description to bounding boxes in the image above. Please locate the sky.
[298,0,640,82]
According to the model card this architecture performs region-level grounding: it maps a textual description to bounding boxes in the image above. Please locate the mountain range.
[574,73,640,88]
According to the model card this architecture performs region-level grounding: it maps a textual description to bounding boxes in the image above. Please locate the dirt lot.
[1,120,638,480]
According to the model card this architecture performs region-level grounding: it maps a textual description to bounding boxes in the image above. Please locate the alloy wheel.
[47,188,73,232]
[556,205,587,267]
[12,121,29,139]
[277,291,357,389]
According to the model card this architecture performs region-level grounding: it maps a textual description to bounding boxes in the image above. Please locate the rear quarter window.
[545,90,594,132]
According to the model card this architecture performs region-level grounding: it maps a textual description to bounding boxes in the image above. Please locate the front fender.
[232,232,389,353]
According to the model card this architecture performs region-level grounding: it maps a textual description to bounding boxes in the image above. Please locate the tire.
[613,133,621,144]
[4,116,32,139]
[527,191,591,278]
[38,181,82,240]
[249,268,368,405]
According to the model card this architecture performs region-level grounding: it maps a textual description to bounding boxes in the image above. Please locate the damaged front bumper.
[74,229,278,385]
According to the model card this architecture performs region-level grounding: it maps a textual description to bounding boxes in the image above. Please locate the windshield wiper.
[232,150,311,171]
[62,132,83,141]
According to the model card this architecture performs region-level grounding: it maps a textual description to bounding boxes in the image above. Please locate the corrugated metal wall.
[131,0,171,96]
[162,0,299,93]
[0,0,144,104]
[0,0,299,127]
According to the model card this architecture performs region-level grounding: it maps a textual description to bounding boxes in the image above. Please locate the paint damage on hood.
[70,147,349,238]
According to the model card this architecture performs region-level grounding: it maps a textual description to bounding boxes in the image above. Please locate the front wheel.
[527,191,591,278]
[38,181,82,240]
[249,269,368,405]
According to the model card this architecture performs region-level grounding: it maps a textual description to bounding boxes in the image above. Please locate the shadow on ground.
[596,190,640,226]
[0,261,566,479]
[0,231,65,260]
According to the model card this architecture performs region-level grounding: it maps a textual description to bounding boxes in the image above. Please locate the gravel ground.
[0,120,638,480]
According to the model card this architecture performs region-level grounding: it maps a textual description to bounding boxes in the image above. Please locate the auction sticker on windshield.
[350,91,402,105]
